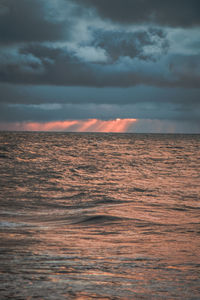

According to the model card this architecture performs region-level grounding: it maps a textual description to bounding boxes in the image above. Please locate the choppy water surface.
[0,132,200,299]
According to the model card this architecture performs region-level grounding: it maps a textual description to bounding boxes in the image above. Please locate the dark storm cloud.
[1,94,200,123]
[169,54,200,87]
[0,0,68,44]
[91,28,169,61]
[76,0,200,27]
[20,44,63,61]
[20,27,168,64]
[0,0,199,89]
[1,83,200,107]
[0,42,199,88]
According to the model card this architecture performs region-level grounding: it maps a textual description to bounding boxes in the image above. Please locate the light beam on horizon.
[0,119,138,132]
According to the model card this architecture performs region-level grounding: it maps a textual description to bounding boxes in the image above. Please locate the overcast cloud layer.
[0,0,200,132]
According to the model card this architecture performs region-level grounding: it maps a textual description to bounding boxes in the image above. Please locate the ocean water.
[0,132,199,300]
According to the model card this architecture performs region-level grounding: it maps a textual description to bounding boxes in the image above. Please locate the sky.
[0,0,200,133]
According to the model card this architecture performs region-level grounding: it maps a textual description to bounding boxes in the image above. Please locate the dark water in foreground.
[0,132,200,299]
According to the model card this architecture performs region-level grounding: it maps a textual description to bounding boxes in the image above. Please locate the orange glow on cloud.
[2,119,138,132]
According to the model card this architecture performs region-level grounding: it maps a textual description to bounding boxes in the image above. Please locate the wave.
[73,214,124,225]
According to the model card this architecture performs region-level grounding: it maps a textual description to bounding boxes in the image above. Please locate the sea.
[0,132,200,300]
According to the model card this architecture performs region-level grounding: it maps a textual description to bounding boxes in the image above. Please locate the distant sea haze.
[0,132,199,299]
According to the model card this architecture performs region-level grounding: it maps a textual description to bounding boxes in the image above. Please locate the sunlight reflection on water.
[0,132,200,299]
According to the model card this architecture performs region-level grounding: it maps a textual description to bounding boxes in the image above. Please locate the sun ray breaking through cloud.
[0,119,138,132]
